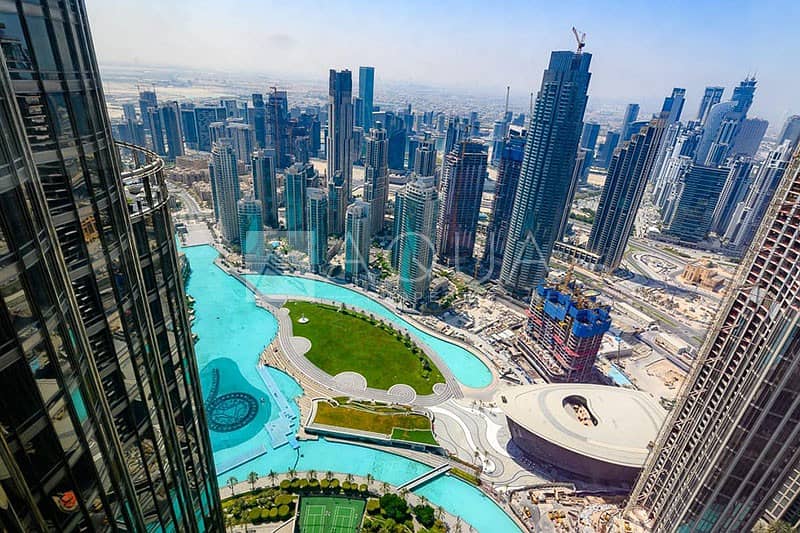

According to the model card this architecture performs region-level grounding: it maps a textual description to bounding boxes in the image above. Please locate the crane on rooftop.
[572,27,586,54]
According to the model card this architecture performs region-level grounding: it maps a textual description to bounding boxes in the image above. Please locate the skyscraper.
[730,117,768,158]
[195,106,223,151]
[723,142,794,252]
[180,105,198,148]
[414,135,438,176]
[251,93,267,148]
[588,116,667,271]
[778,115,800,150]
[628,144,800,533]
[327,69,354,226]
[484,126,526,276]
[306,188,329,274]
[662,163,729,243]
[710,156,755,235]
[358,66,375,131]
[139,88,158,133]
[238,197,265,257]
[0,4,221,529]
[596,130,620,169]
[253,150,279,229]
[661,87,686,124]
[436,141,487,267]
[696,86,725,125]
[267,88,291,169]
[210,139,241,244]
[620,103,640,141]
[580,122,601,153]
[363,124,389,235]
[148,106,166,156]
[285,163,317,250]
[395,176,439,308]
[499,49,592,296]
[344,201,371,282]
[161,101,184,161]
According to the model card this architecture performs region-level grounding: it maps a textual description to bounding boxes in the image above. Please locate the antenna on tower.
[572,26,586,54]
[504,86,510,116]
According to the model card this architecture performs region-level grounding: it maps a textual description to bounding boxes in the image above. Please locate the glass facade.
[0,1,221,530]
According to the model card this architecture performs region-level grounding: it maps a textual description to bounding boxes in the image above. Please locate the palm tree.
[345,473,354,483]
[382,481,390,493]
[326,470,334,481]
[436,506,444,520]
[307,469,317,480]
[288,468,297,480]
[366,473,373,487]
[247,471,258,492]
[419,496,428,507]
[268,470,277,486]
[227,476,238,496]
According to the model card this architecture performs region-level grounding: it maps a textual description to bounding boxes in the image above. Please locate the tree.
[326,470,334,481]
[382,481,390,493]
[288,468,297,479]
[379,493,411,523]
[345,473,354,483]
[366,473,374,486]
[227,476,238,496]
[413,504,436,528]
[247,471,258,492]
[268,470,277,485]
[307,469,317,480]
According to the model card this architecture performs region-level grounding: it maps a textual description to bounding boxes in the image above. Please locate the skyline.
[86,0,800,126]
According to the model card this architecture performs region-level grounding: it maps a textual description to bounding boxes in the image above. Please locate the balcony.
[116,141,168,218]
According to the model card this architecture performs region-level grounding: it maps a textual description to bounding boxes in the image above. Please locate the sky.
[86,0,799,127]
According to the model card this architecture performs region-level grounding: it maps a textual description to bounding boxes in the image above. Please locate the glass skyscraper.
[358,66,375,131]
[0,1,221,530]
[499,50,592,296]
[588,116,666,271]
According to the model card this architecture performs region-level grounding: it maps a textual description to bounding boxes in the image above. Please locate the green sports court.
[297,496,366,533]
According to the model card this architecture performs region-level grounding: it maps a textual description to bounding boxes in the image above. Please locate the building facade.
[499,50,592,296]
[363,124,389,235]
[484,126,526,277]
[662,164,729,243]
[394,177,439,307]
[210,139,241,244]
[436,141,487,267]
[344,201,371,282]
[306,188,329,274]
[628,144,800,532]
[588,116,666,271]
[252,149,279,229]
[358,66,375,131]
[327,69,353,230]
[0,3,221,528]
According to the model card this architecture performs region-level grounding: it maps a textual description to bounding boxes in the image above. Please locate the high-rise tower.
[344,200,371,282]
[394,177,439,307]
[484,126,526,277]
[0,3,221,529]
[363,124,389,235]
[210,139,241,244]
[436,141,487,267]
[696,86,725,125]
[662,163,729,243]
[628,144,800,533]
[306,188,329,274]
[499,49,592,296]
[588,116,666,271]
[358,66,375,131]
[253,149,279,229]
[620,103,641,142]
[327,69,354,231]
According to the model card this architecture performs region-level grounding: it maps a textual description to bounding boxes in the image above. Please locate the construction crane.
[572,27,586,54]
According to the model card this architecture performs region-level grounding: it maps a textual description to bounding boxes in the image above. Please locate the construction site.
[518,273,612,382]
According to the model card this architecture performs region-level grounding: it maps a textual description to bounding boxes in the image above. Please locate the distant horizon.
[87,0,799,128]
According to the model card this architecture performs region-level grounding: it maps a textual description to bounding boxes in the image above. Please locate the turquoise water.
[607,363,633,387]
[244,273,492,388]
[182,244,520,532]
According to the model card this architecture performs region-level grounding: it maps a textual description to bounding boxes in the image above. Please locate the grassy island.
[285,301,445,394]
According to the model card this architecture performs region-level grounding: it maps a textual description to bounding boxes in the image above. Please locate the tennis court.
[297,496,366,533]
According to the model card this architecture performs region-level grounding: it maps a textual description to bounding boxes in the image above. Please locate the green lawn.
[313,402,436,443]
[390,428,438,445]
[285,301,445,394]
[298,496,366,533]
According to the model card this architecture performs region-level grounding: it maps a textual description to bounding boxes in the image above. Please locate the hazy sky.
[87,0,799,126]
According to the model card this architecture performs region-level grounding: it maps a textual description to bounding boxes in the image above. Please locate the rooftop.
[496,383,665,467]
